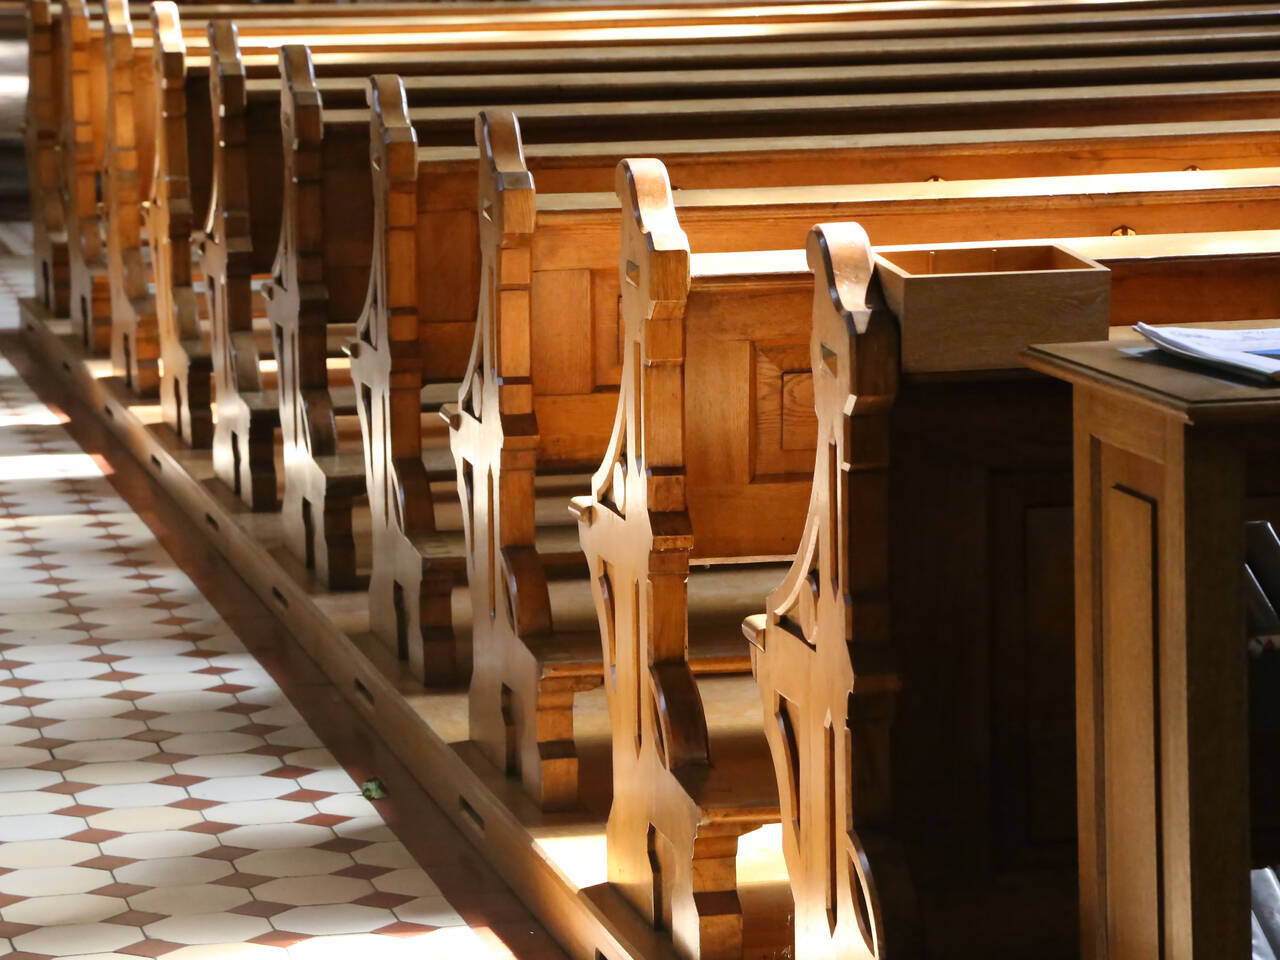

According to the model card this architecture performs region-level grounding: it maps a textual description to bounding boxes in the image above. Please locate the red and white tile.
[0,291,489,958]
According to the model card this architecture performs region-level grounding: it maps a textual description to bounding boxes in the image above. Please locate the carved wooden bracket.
[447,109,601,811]
[269,44,366,589]
[575,160,783,960]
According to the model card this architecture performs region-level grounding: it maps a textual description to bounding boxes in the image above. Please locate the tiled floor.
[0,248,563,959]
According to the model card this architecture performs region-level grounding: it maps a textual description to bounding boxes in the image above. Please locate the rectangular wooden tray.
[875,243,1111,374]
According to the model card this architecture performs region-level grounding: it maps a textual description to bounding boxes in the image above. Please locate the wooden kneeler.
[571,161,808,960]
[743,223,916,960]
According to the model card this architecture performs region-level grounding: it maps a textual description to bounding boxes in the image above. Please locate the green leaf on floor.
[361,777,388,800]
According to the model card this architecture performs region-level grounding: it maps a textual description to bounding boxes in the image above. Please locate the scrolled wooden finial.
[475,109,534,243]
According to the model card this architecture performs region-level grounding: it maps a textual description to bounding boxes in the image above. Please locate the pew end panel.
[147,1,212,448]
[270,43,372,591]
[350,75,461,688]
[447,108,604,813]
[574,159,806,960]
[104,0,160,398]
[27,0,68,316]
[62,0,110,352]
[743,222,918,960]
[202,20,278,512]
[745,227,1122,955]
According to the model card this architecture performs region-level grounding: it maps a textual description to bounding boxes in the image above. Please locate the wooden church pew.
[414,84,1280,810]
[250,56,1280,592]
[116,1,1280,438]
[198,36,1280,516]
[41,0,1280,327]
[122,0,1280,424]
[35,0,1280,324]
[739,222,1280,960]
[570,165,1280,956]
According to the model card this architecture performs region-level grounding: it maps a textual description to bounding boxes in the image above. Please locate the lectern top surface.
[1026,321,1280,421]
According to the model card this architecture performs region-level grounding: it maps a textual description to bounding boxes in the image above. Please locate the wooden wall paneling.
[987,468,1077,868]
[201,21,279,512]
[62,0,111,354]
[104,0,160,398]
[347,76,462,687]
[743,222,914,960]
[27,0,68,316]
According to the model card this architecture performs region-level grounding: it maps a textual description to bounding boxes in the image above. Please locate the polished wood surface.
[24,1,1280,957]
[570,161,795,960]
[1026,337,1280,960]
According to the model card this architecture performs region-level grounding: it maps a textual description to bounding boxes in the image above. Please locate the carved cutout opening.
[850,850,876,955]
[487,468,496,620]
[79,295,88,344]
[777,695,802,839]
[360,382,374,465]
[828,443,840,590]
[846,690,876,954]
[605,460,627,516]
[821,343,838,377]
[392,580,408,662]
[461,459,475,538]
[500,683,519,776]
[647,826,674,932]
[650,687,667,768]
[633,579,643,757]
[302,497,315,571]
[599,566,617,688]
[173,378,184,441]
[231,431,242,498]
[826,720,838,935]
[122,334,132,389]
[41,262,49,308]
